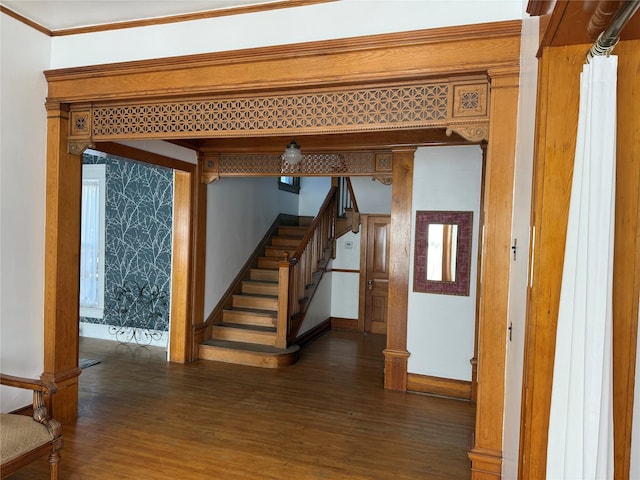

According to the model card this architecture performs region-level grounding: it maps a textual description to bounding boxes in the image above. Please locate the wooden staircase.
[198,223,310,368]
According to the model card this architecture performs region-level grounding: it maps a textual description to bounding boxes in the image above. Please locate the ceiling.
[0,0,280,31]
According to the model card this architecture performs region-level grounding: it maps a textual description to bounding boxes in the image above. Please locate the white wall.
[49,1,523,69]
[502,11,538,479]
[350,177,392,215]
[407,145,482,381]
[0,14,51,412]
[298,177,331,217]
[204,177,298,317]
[331,232,361,319]
[297,272,332,336]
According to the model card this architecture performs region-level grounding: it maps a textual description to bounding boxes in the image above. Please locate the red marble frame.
[413,210,473,296]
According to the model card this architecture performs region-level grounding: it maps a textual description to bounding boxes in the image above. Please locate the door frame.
[42,23,520,480]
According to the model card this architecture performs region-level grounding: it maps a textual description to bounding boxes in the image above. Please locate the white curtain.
[80,178,100,308]
[546,55,617,479]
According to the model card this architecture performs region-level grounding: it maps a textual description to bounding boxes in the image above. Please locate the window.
[80,164,106,318]
[278,176,300,194]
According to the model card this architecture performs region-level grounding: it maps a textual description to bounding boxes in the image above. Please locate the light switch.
[344,241,353,250]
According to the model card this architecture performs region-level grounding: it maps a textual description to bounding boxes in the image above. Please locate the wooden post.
[41,102,82,423]
[468,66,520,479]
[383,148,415,391]
[276,257,291,349]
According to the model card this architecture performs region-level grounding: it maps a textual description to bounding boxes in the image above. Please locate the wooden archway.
[43,20,522,479]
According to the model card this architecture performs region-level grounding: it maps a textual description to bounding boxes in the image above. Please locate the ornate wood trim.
[71,78,489,145]
[44,22,521,104]
[42,21,522,478]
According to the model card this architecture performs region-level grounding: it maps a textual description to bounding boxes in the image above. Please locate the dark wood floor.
[9,330,475,479]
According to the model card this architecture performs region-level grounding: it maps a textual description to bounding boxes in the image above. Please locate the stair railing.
[336,177,360,220]
[276,186,338,348]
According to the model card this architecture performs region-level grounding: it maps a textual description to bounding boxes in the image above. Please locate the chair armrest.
[0,374,61,436]
[0,374,56,395]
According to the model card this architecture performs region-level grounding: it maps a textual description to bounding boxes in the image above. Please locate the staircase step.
[233,293,278,310]
[199,339,299,368]
[258,256,283,269]
[249,268,279,282]
[241,280,279,296]
[271,236,302,247]
[264,246,296,258]
[298,216,314,226]
[211,323,277,345]
[277,226,307,238]
[222,308,277,327]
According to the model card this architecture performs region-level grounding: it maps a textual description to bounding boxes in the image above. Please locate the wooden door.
[364,215,391,334]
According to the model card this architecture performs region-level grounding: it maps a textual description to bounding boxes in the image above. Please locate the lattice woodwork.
[213,152,375,179]
[78,78,493,142]
[91,84,450,139]
[69,77,491,158]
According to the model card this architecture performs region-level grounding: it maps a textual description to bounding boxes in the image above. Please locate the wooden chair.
[1,374,63,479]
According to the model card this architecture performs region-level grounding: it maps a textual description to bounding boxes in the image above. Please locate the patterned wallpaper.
[82,152,173,332]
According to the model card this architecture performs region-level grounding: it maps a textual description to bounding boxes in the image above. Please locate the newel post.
[276,255,291,349]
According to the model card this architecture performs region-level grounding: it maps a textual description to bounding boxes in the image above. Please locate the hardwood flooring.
[8,330,475,479]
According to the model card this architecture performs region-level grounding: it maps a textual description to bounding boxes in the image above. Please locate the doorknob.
[367,279,373,290]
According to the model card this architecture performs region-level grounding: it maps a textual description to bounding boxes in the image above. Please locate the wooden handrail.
[344,177,359,216]
[276,186,338,347]
[291,186,337,261]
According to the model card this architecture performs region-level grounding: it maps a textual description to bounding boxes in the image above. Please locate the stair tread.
[234,293,278,299]
[242,279,278,285]
[202,339,299,354]
[214,323,276,333]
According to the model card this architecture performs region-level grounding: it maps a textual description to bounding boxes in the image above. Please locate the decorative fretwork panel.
[90,83,451,139]
[217,152,375,177]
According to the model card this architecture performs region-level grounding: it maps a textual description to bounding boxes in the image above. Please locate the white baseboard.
[80,322,168,348]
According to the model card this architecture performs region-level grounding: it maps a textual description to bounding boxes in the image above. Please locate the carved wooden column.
[468,67,519,479]
[383,148,415,391]
[41,102,82,422]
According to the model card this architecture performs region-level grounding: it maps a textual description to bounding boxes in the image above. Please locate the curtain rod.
[587,0,640,62]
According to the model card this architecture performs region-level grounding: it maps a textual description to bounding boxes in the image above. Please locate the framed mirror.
[413,210,473,296]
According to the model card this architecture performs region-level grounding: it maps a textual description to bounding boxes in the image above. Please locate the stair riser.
[211,326,276,346]
[264,247,296,258]
[241,282,279,296]
[249,269,279,282]
[198,345,297,368]
[277,226,307,238]
[271,237,300,247]
[222,311,276,327]
[233,295,278,310]
[258,257,281,269]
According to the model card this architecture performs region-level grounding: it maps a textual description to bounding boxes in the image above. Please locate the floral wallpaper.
[82,152,173,332]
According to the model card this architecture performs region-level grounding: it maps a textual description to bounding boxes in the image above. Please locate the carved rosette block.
[200,153,220,184]
[452,83,488,118]
[67,107,94,155]
[373,152,393,184]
